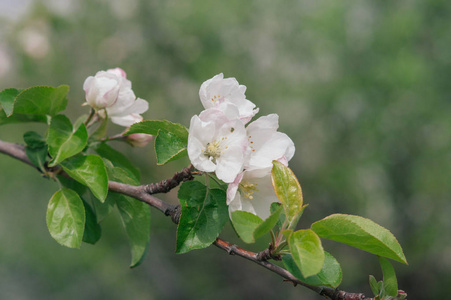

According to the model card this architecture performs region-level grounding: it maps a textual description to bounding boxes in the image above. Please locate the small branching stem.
[0,138,384,300]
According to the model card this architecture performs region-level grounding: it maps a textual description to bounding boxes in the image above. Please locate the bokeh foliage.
[0,0,450,299]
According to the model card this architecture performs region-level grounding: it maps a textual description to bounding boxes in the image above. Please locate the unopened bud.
[126,133,153,147]
[397,290,407,300]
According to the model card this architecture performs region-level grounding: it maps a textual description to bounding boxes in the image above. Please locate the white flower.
[199,73,258,124]
[102,95,148,127]
[84,68,149,127]
[227,170,279,220]
[83,70,123,109]
[244,114,295,176]
[187,104,248,183]
[226,114,295,219]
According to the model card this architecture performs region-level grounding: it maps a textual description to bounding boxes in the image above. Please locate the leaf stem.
[84,108,96,127]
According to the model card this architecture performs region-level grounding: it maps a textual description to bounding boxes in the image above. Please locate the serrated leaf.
[92,191,116,223]
[90,116,108,140]
[82,200,101,244]
[281,229,293,240]
[0,109,48,125]
[47,115,88,166]
[103,157,138,186]
[311,214,407,264]
[0,88,20,116]
[26,145,48,171]
[379,257,398,297]
[58,174,113,223]
[283,252,342,288]
[13,85,69,116]
[253,205,283,240]
[93,142,140,182]
[378,281,386,298]
[126,120,188,143]
[61,155,108,202]
[176,181,228,253]
[24,131,46,148]
[369,275,380,296]
[155,130,187,165]
[270,202,286,229]
[46,188,85,248]
[230,211,263,244]
[271,161,303,229]
[116,194,151,267]
[24,131,48,170]
[288,229,325,278]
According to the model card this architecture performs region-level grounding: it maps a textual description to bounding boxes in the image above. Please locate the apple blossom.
[244,114,295,176]
[187,105,248,183]
[83,70,123,109]
[199,73,258,124]
[84,68,149,127]
[227,170,279,220]
[226,114,295,218]
[101,95,148,127]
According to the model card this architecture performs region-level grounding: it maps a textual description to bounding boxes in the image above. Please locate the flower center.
[210,94,222,103]
[204,140,221,160]
[240,181,258,200]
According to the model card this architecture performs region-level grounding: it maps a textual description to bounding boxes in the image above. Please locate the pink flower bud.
[126,133,153,147]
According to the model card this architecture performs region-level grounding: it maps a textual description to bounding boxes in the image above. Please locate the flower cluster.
[188,73,295,219]
[83,68,148,127]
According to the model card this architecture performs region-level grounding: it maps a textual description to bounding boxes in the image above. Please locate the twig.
[0,138,378,300]
[144,164,195,194]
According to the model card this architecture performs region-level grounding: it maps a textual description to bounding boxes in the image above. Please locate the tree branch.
[143,164,195,194]
[0,138,377,300]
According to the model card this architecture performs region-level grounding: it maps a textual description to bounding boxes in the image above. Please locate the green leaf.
[58,174,113,224]
[283,251,342,288]
[0,109,48,125]
[13,85,69,116]
[0,88,20,116]
[288,229,325,278]
[379,257,398,297]
[46,188,85,249]
[311,214,408,264]
[103,158,139,186]
[154,130,187,165]
[126,120,188,143]
[24,131,48,171]
[103,158,149,266]
[369,275,380,296]
[230,211,263,244]
[92,191,116,223]
[89,116,108,140]
[176,181,228,253]
[61,155,109,202]
[254,205,283,240]
[24,131,46,148]
[47,115,88,167]
[270,202,286,229]
[82,200,101,245]
[378,281,386,298]
[92,142,140,182]
[116,195,151,268]
[271,161,303,229]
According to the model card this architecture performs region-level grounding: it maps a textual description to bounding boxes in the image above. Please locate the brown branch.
[0,140,37,169]
[144,164,195,194]
[0,138,380,300]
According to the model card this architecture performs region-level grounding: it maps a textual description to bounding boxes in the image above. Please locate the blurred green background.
[1,0,450,299]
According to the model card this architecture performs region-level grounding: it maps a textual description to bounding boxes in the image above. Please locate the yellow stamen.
[240,181,258,200]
